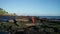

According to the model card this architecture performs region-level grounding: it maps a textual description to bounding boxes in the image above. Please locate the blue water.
[39,16,60,22]
[0,16,60,34]
[0,16,16,22]
[39,16,60,19]
[0,16,60,22]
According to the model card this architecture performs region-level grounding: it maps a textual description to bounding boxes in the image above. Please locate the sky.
[0,0,60,16]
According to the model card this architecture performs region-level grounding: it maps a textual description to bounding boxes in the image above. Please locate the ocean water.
[0,16,16,22]
[39,16,60,19]
[39,16,60,22]
[0,16,60,22]
[0,16,60,34]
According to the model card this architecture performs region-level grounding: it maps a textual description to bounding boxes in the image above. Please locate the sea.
[0,16,16,22]
[0,16,60,34]
[0,16,60,22]
[39,16,60,19]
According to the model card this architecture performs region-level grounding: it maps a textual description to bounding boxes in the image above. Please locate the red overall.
[32,17,34,24]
